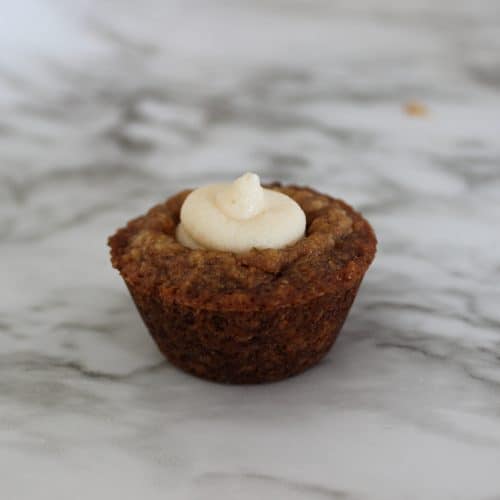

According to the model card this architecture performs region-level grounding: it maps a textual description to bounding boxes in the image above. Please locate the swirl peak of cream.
[216,172,264,220]
[176,172,306,253]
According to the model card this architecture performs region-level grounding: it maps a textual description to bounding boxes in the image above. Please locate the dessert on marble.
[108,173,376,383]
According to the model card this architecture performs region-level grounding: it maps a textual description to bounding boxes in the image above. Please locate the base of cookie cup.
[126,280,362,384]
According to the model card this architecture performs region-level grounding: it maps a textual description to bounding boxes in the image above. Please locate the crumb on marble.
[404,101,429,117]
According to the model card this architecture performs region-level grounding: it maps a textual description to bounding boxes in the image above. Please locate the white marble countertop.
[1,1,500,499]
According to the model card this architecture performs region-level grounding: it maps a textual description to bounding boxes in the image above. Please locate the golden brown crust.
[127,283,361,384]
[109,185,377,312]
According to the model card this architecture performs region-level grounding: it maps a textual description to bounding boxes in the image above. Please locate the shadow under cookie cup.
[109,184,376,384]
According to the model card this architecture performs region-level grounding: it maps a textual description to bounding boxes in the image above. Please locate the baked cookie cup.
[109,184,376,384]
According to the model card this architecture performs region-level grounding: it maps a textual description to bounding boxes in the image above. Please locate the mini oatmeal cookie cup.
[109,184,376,384]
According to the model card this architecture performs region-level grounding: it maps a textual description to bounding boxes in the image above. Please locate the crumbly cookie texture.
[109,184,375,311]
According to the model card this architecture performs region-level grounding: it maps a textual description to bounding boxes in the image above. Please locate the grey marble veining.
[1,1,500,499]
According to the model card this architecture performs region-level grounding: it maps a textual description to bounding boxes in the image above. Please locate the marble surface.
[1,1,500,499]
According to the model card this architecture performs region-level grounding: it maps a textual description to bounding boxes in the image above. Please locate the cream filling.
[176,173,306,253]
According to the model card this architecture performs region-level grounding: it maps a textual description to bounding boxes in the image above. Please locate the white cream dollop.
[176,172,306,253]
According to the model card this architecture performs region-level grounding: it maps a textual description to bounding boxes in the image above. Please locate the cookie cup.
[109,185,376,384]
